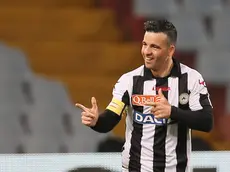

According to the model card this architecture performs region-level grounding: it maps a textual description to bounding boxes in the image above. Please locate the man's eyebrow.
[150,43,161,49]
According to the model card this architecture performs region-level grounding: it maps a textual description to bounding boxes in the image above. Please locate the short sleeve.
[106,74,130,116]
[189,72,213,111]
[112,74,130,104]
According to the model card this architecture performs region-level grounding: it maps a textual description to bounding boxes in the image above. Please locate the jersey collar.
[143,58,182,79]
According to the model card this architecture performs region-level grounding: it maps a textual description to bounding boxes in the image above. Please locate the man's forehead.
[143,32,168,43]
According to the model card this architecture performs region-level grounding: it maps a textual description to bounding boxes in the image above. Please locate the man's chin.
[145,63,154,69]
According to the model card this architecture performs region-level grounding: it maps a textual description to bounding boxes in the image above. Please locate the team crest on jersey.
[199,79,207,87]
[132,95,160,106]
[179,93,189,105]
[133,111,167,125]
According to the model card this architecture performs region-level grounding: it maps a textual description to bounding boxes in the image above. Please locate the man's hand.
[75,97,99,127]
[145,89,171,119]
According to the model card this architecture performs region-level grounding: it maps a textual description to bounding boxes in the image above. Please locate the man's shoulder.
[179,63,203,79]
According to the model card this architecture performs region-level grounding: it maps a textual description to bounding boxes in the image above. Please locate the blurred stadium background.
[0,0,230,171]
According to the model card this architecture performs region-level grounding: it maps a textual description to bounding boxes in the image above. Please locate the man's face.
[141,32,174,70]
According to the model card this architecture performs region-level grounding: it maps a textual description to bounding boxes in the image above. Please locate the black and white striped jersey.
[111,58,213,172]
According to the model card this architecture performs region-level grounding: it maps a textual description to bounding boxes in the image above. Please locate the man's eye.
[151,45,160,49]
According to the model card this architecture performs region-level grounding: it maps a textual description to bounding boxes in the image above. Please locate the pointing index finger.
[75,103,89,112]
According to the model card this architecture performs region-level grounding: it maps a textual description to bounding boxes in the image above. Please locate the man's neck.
[151,58,173,78]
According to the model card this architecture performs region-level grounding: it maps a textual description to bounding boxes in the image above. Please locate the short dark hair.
[144,19,177,45]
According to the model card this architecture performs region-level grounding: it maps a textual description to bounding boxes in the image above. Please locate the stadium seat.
[183,0,223,16]
[196,50,230,83]
[0,7,121,41]
[50,75,117,108]
[6,42,139,76]
[27,76,69,107]
[24,75,107,153]
[67,108,107,153]
[169,14,210,51]
[0,47,32,106]
[0,46,30,74]
[0,80,27,106]
[133,0,179,18]
[211,10,230,50]
[0,106,26,153]
[25,78,72,153]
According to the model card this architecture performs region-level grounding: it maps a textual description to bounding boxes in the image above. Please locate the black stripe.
[128,76,145,171]
[199,93,211,107]
[121,90,130,115]
[122,90,130,106]
[153,78,168,172]
[176,73,189,172]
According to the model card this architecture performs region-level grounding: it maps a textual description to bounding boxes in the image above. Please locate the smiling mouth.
[145,57,154,62]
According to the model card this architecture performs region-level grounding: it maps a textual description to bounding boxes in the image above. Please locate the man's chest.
[130,78,180,107]
[128,78,185,125]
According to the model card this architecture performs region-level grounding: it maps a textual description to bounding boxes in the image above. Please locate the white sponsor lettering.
[134,112,166,125]
[135,113,143,122]
[142,115,154,123]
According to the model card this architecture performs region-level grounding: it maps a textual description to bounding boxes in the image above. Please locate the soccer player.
[76,19,213,172]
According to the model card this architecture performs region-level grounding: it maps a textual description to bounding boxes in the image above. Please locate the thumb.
[158,88,165,98]
[91,97,98,110]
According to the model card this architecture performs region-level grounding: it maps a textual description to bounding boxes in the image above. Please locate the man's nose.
[144,47,152,55]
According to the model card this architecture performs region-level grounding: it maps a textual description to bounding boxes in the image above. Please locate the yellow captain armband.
[106,98,125,116]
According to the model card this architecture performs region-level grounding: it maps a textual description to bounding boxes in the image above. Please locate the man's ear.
[168,44,176,57]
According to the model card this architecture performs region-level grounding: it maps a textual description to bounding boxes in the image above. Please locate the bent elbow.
[203,124,213,133]
[203,115,214,132]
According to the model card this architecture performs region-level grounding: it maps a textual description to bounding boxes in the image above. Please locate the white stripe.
[122,106,133,169]
[181,64,193,172]
[140,80,156,172]
[122,76,135,169]
[186,129,192,172]
[188,69,203,110]
[165,77,179,172]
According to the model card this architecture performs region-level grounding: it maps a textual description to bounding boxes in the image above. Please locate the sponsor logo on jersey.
[132,95,160,106]
[133,111,167,125]
[152,86,171,91]
[199,79,207,87]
